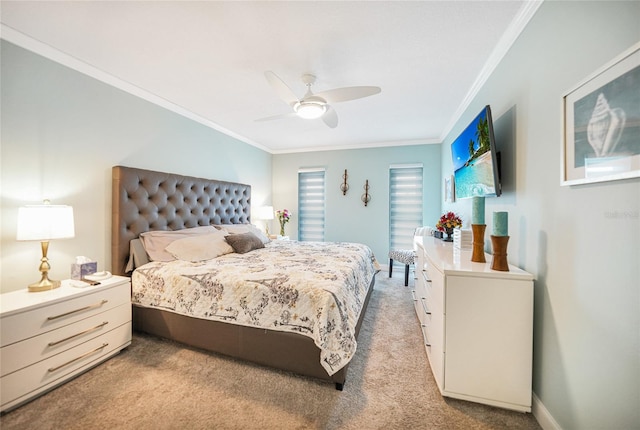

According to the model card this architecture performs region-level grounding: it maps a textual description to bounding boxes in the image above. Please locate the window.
[298,169,325,241]
[389,165,423,251]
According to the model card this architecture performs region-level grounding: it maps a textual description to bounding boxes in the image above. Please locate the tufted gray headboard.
[111,166,251,276]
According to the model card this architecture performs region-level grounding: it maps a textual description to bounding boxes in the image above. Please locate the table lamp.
[16,202,75,292]
[255,206,274,236]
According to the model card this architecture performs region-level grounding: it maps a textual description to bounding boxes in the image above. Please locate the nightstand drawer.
[1,283,130,347]
[0,302,131,377]
[0,321,131,411]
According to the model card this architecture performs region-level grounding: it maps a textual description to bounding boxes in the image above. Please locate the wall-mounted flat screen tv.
[450,105,501,199]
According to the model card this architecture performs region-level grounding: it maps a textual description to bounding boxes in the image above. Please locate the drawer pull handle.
[420,298,431,315]
[48,343,109,372]
[420,324,431,347]
[47,300,108,321]
[411,290,417,302]
[48,322,109,346]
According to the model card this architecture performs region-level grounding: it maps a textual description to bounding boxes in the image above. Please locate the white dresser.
[0,276,132,412]
[413,236,533,412]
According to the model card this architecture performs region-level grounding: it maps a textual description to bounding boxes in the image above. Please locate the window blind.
[389,166,423,251]
[298,169,325,242]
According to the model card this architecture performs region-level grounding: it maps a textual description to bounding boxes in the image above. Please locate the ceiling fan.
[256,71,381,128]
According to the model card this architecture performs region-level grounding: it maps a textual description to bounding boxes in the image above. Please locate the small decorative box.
[71,262,98,280]
[453,228,473,250]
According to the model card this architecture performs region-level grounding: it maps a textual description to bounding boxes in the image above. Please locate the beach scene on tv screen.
[451,108,497,199]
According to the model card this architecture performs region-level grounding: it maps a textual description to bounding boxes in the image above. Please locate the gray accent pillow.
[225,232,265,254]
[214,224,271,244]
[125,238,150,273]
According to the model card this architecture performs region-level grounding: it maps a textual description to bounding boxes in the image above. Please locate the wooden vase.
[471,224,486,263]
[490,235,510,271]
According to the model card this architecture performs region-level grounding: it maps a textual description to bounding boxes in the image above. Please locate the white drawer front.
[1,321,131,411]
[1,284,130,347]
[0,303,131,377]
[424,264,444,313]
[424,304,444,389]
[411,289,424,325]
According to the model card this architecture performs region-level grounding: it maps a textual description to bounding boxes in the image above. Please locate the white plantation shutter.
[389,165,423,251]
[298,169,325,241]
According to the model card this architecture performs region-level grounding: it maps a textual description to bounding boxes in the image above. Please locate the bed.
[111,166,377,389]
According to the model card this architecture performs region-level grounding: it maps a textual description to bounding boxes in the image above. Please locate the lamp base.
[28,277,61,292]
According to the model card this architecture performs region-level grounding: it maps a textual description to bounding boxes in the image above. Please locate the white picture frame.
[561,42,640,186]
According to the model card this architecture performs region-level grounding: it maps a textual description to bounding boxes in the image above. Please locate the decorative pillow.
[225,232,265,254]
[165,231,234,261]
[125,238,150,272]
[214,223,270,244]
[139,226,217,261]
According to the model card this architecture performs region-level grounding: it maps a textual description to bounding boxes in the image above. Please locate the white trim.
[532,392,562,430]
[389,163,423,170]
[297,167,326,173]
[440,1,543,142]
[0,24,270,154]
[272,139,438,154]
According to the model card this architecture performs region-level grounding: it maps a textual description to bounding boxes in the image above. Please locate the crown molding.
[440,0,544,142]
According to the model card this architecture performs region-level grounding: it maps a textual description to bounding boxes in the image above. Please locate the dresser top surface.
[415,236,534,281]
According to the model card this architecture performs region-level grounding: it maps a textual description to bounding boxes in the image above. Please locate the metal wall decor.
[340,169,349,195]
[361,179,371,206]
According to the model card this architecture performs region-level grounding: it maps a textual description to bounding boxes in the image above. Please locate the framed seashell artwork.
[562,41,640,186]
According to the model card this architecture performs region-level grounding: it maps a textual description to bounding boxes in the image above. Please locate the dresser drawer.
[0,321,131,411]
[1,283,130,347]
[423,303,444,388]
[411,288,423,325]
[424,261,444,313]
[1,303,131,377]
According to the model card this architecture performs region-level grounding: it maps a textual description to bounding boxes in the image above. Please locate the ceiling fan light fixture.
[295,101,327,119]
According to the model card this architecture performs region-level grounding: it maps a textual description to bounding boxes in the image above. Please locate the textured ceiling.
[0,1,541,153]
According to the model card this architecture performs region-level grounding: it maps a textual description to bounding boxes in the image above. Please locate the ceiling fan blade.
[255,112,297,122]
[314,86,381,104]
[264,71,299,106]
[322,106,338,128]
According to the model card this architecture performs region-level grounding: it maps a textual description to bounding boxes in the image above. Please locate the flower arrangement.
[276,209,291,236]
[436,211,462,232]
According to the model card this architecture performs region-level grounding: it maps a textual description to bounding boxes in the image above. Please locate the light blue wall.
[2,3,639,427]
[439,2,639,428]
[272,144,441,264]
[0,40,272,293]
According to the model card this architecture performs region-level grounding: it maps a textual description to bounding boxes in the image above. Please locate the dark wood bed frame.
[111,166,375,389]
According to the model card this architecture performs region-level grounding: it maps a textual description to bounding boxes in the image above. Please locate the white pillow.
[214,224,270,244]
[139,226,217,261]
[165,231,234,261]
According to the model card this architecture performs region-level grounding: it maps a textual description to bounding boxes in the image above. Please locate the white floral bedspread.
[131,240,379,375]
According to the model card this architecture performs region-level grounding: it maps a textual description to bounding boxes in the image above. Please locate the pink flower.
[436,211,462,232]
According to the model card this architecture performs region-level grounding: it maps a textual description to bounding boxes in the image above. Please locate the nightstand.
[0,275,132,412]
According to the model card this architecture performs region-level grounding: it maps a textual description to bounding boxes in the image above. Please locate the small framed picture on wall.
[445,175,455,202]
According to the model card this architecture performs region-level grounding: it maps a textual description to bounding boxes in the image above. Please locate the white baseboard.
[532,392,562,430]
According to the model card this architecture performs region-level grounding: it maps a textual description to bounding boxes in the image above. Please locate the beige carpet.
[1,273,540,430]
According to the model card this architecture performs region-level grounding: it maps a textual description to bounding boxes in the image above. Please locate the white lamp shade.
[17,205,75,241]
[255,206,274,220]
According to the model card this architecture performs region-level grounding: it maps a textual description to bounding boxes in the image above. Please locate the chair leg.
[404,264,410,286]
[389,259,393,277]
